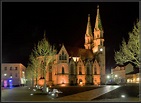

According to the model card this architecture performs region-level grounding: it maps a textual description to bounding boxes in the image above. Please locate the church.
[38,5,106,86]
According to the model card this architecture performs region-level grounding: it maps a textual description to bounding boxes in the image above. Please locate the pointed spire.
[86,14,93,36]
[95,5,103,31]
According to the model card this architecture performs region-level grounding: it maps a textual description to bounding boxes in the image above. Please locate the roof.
[55,44,94,60]
[65,46,94,60]
[126,68,139,75]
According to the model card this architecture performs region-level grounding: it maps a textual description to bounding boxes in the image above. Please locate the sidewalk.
[52,85,120,101]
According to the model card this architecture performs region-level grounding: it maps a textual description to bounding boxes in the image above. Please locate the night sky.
[2,2,139,73]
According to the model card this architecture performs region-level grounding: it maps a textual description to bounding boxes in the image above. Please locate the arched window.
[62,67,65,74]
[79,67,82,75]
[59,54,61,60]
[62,51,64,55]
[94,67,97,74]
[64,54,67,60]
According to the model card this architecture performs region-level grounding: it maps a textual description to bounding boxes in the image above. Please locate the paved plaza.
[1,85,140,102]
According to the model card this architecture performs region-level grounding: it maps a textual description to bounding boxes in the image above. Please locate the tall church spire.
[95,5,103,31]
[84,14,93,49]
[86,14,93,36]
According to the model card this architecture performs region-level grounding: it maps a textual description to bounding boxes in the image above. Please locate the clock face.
[100,48,103,51]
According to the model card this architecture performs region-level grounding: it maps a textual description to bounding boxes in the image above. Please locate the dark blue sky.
[2,2,139,73]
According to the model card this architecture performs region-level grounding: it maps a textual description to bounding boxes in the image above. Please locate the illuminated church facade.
[38,5,106,86]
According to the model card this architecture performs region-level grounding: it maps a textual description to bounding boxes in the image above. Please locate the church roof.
[65,46,94,60]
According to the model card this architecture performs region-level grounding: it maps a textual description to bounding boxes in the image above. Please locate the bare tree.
[26,52,40,87]
[114,20,140,67]
[32,32,56,92]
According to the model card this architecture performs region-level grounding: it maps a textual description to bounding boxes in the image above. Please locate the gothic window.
[70,64,74,74]
[60,50,67,61]
[79,67,82,75]
[97,34,99,38]
[62,51,64,55]
[62,67,65,74]
[94,67,97,74]
[59,54,61,60]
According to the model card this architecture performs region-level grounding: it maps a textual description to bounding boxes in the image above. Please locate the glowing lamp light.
[22,71,25,73]
[121,95,125,98]
[107,75,110,79]
[30,93,33,96]
[115,75,118,77]
[100,48,103,51]
[4,74,7,76]
[51,93,55,96]
[9,80,12,82]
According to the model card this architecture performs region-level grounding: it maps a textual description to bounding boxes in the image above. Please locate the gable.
[58,45,69,56]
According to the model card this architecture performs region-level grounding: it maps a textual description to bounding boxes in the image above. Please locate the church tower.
[93,5,106,84]
[84,14,93,49]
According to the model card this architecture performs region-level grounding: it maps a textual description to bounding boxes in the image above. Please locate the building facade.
[36,5,106,86]
[1,63,26,87]
[110,63,139,84]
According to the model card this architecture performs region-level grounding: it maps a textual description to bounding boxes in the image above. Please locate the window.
[15,67,17,70]
[94,67,97,74]
[62,51,64,55]
[10,67,12,70]
[62,67,65,74]
[60,50,67,60]
[10,73,12,78]
[64,54,67,60]
[79,67,82,75]
[4,67,7,71]
[59,54,61,60]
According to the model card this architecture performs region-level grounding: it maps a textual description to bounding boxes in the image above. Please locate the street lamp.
[115,74,118,78]
[107,75,110,79]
